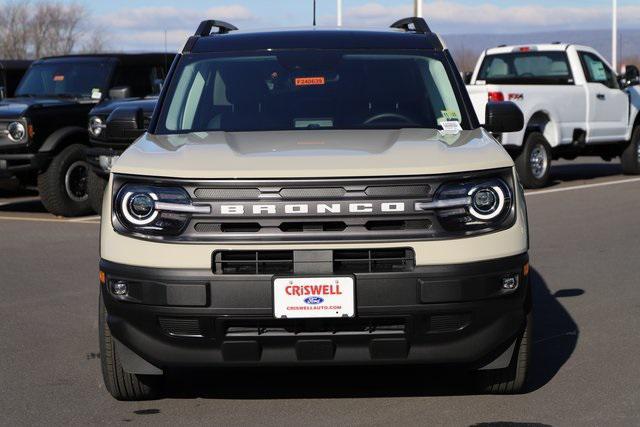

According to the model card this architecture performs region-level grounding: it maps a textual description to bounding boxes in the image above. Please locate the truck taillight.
[488,92,505,102]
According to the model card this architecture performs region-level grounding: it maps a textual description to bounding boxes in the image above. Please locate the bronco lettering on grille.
[216,202,407,215]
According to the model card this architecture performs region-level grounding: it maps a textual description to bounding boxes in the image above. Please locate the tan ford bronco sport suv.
[98,18,530,400]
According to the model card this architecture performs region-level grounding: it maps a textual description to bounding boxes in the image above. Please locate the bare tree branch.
[0,0,109,59]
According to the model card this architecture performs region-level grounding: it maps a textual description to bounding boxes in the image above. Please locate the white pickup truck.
[466,43,640,187]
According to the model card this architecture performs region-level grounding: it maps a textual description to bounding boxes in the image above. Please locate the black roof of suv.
[181,19,443,53]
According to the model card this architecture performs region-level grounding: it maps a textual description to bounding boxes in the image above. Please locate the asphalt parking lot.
[1,158,639,426]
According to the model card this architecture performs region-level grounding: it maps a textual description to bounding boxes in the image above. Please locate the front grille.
[158,317,204,337]
[114,170,513,243]
[214,250,294,275]
[213,249,415,275]
[333,249,415,273]
[222,317,406,337]
[194,188,261,200]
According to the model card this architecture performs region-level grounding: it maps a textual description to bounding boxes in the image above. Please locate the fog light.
[111,281,128,296]
[502,275,519,291]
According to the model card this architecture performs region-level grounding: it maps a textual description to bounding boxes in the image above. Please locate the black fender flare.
[38,126,88,153]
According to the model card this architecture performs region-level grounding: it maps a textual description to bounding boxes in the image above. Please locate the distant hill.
[443,29,640,71]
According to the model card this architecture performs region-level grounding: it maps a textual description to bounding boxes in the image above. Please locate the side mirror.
[484,101,524,133]
[108,86,131,100]
[106,106,146,140]
[623,65,639,87]
[463,72,473,85]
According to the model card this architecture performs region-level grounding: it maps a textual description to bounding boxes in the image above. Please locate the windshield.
[477,51,573,85]
[15,59,114,98]
[156,50,467,134]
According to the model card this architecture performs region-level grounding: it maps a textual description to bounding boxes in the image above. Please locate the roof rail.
[390,17,431,34]
[194,20,238,36]
[183,20,238,53]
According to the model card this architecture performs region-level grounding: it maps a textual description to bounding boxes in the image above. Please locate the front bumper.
[86,146,123,177]
[0,152,51,177]
[100,253,529,371]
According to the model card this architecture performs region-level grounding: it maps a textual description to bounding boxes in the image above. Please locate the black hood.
[0,97,76,119]
[90,97,158,117]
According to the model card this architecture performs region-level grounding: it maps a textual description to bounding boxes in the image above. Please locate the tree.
[0,0,109,59]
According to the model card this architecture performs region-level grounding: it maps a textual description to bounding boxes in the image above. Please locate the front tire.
[621,126,640,175]
[99,293,163,401]
[474,311,532,394]
[515,132,552,189]
[87,170,107,215]
[38,144,92,217]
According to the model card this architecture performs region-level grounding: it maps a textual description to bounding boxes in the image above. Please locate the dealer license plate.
[273,276,355,319]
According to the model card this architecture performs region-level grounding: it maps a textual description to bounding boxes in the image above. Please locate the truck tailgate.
[466,85,489,124]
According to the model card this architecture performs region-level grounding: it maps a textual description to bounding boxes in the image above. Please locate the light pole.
[612,0,618,72]
[414,0,423,18]
[337,0,342,26]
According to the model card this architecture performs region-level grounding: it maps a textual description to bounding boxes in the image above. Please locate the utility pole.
[313,0,317,26]
[612,0,618,72]
[414,0,423,18]
[337,0,343,26]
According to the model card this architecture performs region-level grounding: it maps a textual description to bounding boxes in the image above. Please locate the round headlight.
[7,122,26,142]
[469,185,505,220]
[88,116,104,137]
[121,191,158,225]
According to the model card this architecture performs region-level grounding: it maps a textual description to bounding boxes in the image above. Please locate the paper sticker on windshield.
[440,121,463,135]
[91,88,102,100]
[295,77,326,86]
[53,75,64,82]
[440,110,460,122]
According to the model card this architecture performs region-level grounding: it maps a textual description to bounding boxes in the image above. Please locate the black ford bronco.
[0,53,171,216]
[86,97,160,214]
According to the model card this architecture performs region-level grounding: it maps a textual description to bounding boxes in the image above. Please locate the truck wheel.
[87,170,107,214]
[515,132,552,189]
[99,293,163,401]
[38,144,92,217]
[474,311,531,394]
[621,126,640,175]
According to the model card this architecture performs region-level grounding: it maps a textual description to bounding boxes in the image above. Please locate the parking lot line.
[0,215,100,224]
[525,177,640,197]
[68,215,101,222]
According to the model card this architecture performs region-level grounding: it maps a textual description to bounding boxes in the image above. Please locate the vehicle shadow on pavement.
[160,268,580,399]
[526,268,581,393]
[0,180,44,213]
[547,161,622,187]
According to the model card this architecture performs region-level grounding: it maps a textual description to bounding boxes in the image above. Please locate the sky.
[79,0,640,51]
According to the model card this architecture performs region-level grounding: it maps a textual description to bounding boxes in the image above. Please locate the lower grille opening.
[220,223,261,233]
[195,223,261,233]
[333,248,415,273]
[223,317,406,337]
[428,314,471,333]
[279,222,347,232]
[214,250,294,275]
[365,220,432,231]
[158,317,204,337]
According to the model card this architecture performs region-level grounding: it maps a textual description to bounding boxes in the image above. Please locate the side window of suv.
[579,52,619,89]
[112,65,166,97]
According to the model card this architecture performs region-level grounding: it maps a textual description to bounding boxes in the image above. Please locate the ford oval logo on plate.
[304,296,324,305]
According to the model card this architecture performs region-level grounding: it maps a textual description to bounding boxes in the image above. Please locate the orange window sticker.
[295,77,326,86]
[53,75,65,82]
